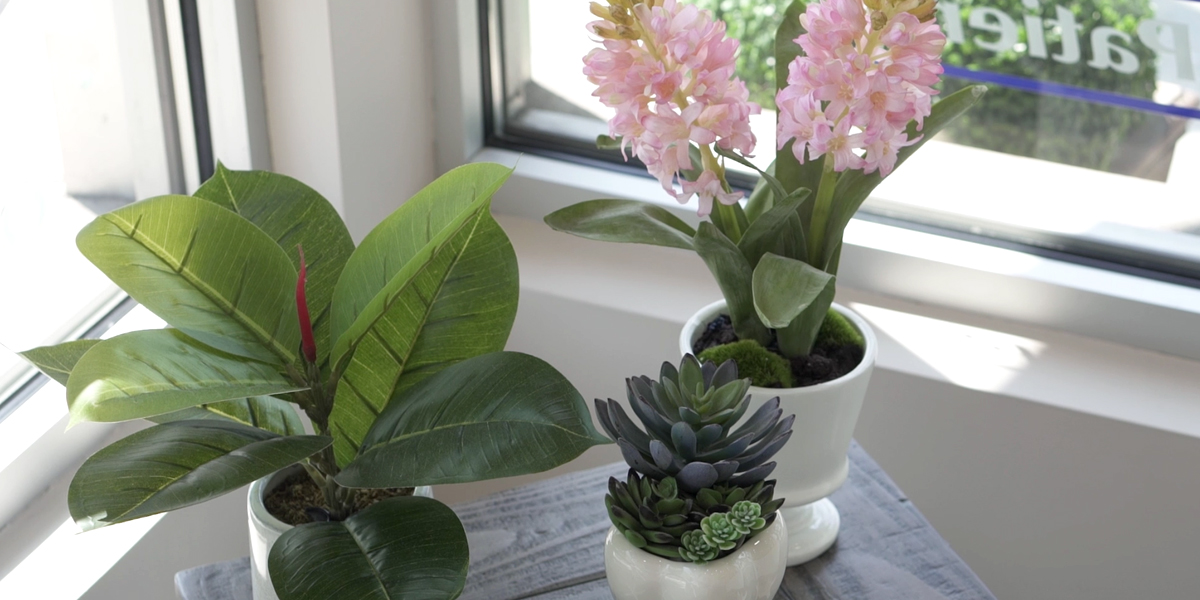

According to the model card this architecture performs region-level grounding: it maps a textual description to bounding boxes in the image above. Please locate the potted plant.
[19,163,610,600]
[546,0,984,565]
[597,355,794,599]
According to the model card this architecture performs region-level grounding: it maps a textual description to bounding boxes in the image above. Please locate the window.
[0,0,204,416]
[485,0,1200,284]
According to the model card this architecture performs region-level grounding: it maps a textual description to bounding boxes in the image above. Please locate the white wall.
[65,2,1200,599]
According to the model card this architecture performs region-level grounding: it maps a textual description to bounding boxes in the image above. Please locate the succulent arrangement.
[597,355,792,563]
[19,163,609,600]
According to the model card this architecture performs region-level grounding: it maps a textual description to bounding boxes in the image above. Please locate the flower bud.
[908,0,938,22]
[871,10,888,30]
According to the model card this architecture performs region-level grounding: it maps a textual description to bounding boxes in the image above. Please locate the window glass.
[496,0,1200,280]
[0,0,181,401]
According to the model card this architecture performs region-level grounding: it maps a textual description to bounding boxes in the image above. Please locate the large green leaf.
[544,199,696,250]
[76,195,300,365]
[693,223,772,346]
[822,86,987,263]
[151,396,305,436]
[66,329,304,424]
[336,352,608,488]
[752,253,834,329]
[328,175,518,465]
[18,339,102,386]
[195,163,355,367]
[329,163,513,349]
[68,420,330,530]
[269,496,468,600]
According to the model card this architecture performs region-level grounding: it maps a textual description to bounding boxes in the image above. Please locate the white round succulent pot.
[604,517,788,600]
[247,466,434,600]
[680,300,876,566]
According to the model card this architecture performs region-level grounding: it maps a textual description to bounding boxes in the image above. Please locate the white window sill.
[479,147,1200,366]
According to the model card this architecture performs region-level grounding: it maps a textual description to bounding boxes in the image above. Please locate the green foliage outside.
[689,0,1158,172]
[939,0,1157,171]
[692,0,791,110]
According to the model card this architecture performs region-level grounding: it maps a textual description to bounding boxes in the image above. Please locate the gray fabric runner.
[176,442,995,600]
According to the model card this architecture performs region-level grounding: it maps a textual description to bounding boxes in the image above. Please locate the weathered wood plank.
[177,443,995,600]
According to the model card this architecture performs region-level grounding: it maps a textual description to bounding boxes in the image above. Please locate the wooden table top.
[176,442,995,599]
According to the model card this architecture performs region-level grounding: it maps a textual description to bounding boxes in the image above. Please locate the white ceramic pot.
[604,517,788,600]
[680,300,876,567]
[247,466,434,600]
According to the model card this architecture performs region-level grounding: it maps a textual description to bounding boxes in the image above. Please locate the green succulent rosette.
[680,529,720,564]
[729,500,767,536]
[700,513,741,551]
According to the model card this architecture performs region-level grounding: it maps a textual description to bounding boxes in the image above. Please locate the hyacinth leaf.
[69,420,330,531]
[693,223,772,346]
[774,0,824,221]
[752,253,835,329]
[76,195,300,366]
[596,134,622,149]
[714,146,787,202]
[777,280,837,358]
[336,352,608,487]
[822,85,988,265]
[544,199,697,251]
[194,163,354,368]
[738,192,809,270]
[151,396,305,436]
[18,339,102,386]
[328,164,518,465]
[743,160,776,223]
[65,330,305,425]
[269,496,468,600]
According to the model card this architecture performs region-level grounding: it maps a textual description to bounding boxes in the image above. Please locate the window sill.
[478,146,1200,366]
[497,211,1200,441]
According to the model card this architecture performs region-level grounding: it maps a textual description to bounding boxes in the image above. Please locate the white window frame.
[431,0,1200,364]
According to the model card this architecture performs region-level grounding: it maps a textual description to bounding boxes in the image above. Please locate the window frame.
[478,0,1200,285]
[432,0,1200,364]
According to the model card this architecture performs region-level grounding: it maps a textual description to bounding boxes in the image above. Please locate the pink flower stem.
[806,155,840,266]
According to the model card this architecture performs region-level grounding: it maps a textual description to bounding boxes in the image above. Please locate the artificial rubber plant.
[19,162,610,600]
[598,355,794,563]
[545,0,986,370]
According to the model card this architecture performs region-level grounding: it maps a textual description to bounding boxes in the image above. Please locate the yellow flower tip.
[909,0,938,22]
[863,0,883,11]
[589,2,612,21]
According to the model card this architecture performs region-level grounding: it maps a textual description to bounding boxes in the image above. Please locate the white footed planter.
[248,466,434,600]
[605,517,788,600]
[680,300,876,567]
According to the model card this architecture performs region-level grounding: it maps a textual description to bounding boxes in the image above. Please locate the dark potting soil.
[264,471,415,525]
[692,314,864,388]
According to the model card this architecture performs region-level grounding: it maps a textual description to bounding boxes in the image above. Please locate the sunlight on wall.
[0,515,163,599]
[852,303,1047,392]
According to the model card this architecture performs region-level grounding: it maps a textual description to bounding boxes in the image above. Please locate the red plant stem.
[296,245,317,364]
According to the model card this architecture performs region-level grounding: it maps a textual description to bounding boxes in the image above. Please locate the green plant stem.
[806,157,838,266]
[702,146,744,244]
[299,361,356,520]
